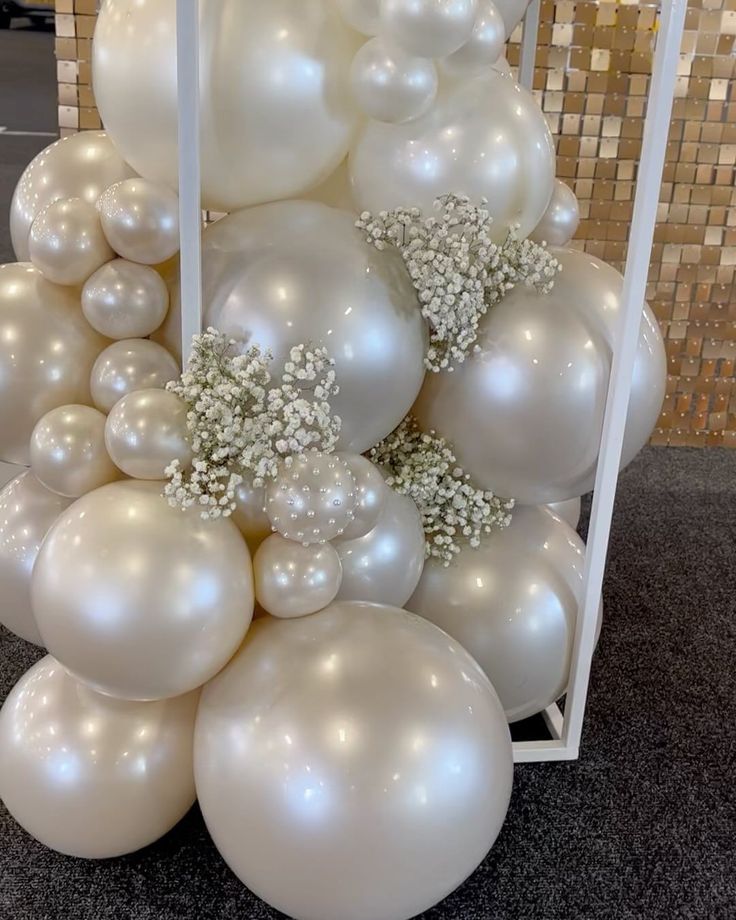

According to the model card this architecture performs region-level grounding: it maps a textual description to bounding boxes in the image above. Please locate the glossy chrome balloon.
[0,263,108,466]
[407,506,585,722]
[90,338,180,413]
[30,405,120,498]
[337,0,381,34]
[194,601,513,920]
[97,179,180,265]
[9,131,135,260]
[82,259,169,340]
[380,0,477,58]
[440,0,505,77]
[254,535,343,618]
[350,70,555,240]
[32,480,254,701]
[335,488,425,606]
[530,179,580,247]
[230,477,273,555]
[194,201,427,453]
[350,37,438,124]
[0,656,198,858]
[545,496,581,530]
[93,0,358,213]
[0,472,72,645]
[492,0,531,37]
[28,198,114,287]
[336,453,387,539]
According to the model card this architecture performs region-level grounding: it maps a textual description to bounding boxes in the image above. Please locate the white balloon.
[546,497,582,530]
[350,37,438,124]
[380,0,478,58]
[90,339,180,414]
[28,198,114,287]
[97,179,180,265]
[337,0,381,34]
[530,179,580,247]
[440,0,505,77]
[492,0,531,37]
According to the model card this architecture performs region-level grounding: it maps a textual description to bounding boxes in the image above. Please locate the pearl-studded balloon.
[337,0,381,34]
[90,338,180,413]
[254,535,343,619]
[265,453,357,544]
[336,453,387,540]
[350,38,438,124]
[97,178,180,265]
[440,0,505,77]
[82,259,169,339]
[380,0,478,58]
[530,178,581,247]
[28,198,114,287]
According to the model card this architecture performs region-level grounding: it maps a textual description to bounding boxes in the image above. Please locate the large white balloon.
[493,0,531,37]
[440,0,505,77]
[380,0,478,58]
[93,0,359,212]
[350,70,555,240]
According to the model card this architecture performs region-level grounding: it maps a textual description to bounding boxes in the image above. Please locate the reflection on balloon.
[336,453,387,539]
[440,0,505,78]
[90,338,180,414]
[97,179,180,265]
[195,601,513,920]
[230,477,273,555]
[408,506,585,722]
[28,198,114,287]
[32,480,254,701]
[82,259,169,339]
[380,0,478,58]
[546,496,582,530]
[254,535,343,618]
[337,0,381,34]
[350,38,438,124]
[530,178,580,247]
[0,656,198,858]
[0,472,72,645]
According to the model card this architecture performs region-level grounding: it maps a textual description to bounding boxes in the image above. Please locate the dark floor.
[2,24,736,920]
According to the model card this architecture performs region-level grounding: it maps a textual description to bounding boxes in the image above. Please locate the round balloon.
[82,259,170,339]
[407,506,585,722]
[30,404,120,498]
[492,0,531,37]
[28,198,114,287]
[0,263,109,466]
[0,472,72,645]
[90,338,180,413]
[186,201,427,453]
[350,38,438,123]
[545,496,582,530]
[440,0,505,77]
[10,131,135,261]
[380,0,477,58]
[93,0,358,212]
[530,178,580,247]
[195,601,513,920]
[336,453,387,539]
[32,480,254,701]
[350,70,555,240]
[254,535,343,619]
[334,488,425,607]
[0,656,198,858]
[97,178,180,265]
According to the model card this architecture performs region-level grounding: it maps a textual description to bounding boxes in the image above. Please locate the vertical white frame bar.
[518,0,540,90]
[176,0,202,364]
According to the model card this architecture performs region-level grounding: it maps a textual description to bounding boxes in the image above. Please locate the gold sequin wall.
[55,0,736,447]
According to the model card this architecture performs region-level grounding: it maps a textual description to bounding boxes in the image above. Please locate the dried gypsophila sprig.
[164,327,341,519]
[356,194,561,373]
[371,416,514,566]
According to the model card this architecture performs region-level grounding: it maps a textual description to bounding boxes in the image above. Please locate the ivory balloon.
[30,405,120,498]
[93,0,358,213]
[0,656,198,858]
[97,179,180,265]
[196,201,428,453]
[0,263,108,466]
[492,0,531,37]
[336,453,387,539]
[440,0,505,77]
[82,259,169,339]
[350,70,555,240]
[380,0,478,58]
[530,179,580,247]
[0,472,72,645]
[195,601,513,920]
[32,480,254,701]
[334,488,425,607]
[303,157,356,211]
[407,506,585,722]
[546,496,582,530]
[254,535,342,618]
[90,338,180,413]
[10,131,135,261]
[337,0,380,34]
[231,478,273,555]
[28,198,114,287]
[350,38,438,124]
[104,389,191,480]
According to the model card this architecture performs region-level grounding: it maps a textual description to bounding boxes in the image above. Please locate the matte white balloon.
[350,70,555,240]
[90,338,180,413]
[350,37,438,123]
[336,453,387,539]
[546,496,582,530]
[530,178,580,247]
[440,0,505,77]
[254,535,343,618]
[0,656,198,858]
[337,0,381,34]
[380,0,478,58]
[82,259,170,339]
[93,0,358,212]
[10,131,135,261]
[97,179,180,265]
[492,0,531,37]
[28,198,114,287]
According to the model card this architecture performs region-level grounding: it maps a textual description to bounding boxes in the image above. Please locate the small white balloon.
[337,0,381,34]
[254,535,343,619]
[336,453,387,539]
[380,0,478,58]
[350,37,438,124]
[440,0,505,77]
[530,178,581,247]
[90,338,180,413]
[98,178,180,265]
[28,198,114,287]
[82,259,169,339]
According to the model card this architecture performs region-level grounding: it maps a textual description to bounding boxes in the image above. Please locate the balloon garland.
[0,2,667,918]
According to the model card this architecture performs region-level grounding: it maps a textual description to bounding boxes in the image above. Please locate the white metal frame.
[174,0,688,764]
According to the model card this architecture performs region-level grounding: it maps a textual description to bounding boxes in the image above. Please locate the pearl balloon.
[30,405,120,499]
[303,157,356,212]
[380,0,478,58]
[93,0,358,213]
[492,0,531,37]
[193,201,427,453]
[231,478,273,555]
[254,535,343,619]
[334,488,425,606]
[0,656,198,858]
[266,453,357,544]
[97,179,180,265]
[104,389,191,480]
[32,480,254,701]
[28,198,114,287]
[546,496,582,530]
[90,338,179,413]
[407,506,585,722]
[10,131,135,261]
[530,179,580,247]
[350,38,438,124]
[0,472,72,645]
[0,263,108,466]
[195,602,513,920]
[336,453,387,539]
[82,260,169,339]
[350,70,555,240]
[337,0,381,34]
[440,0,505,77]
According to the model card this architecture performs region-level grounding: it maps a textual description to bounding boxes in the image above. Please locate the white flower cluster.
[164,327,341,518]
[356,194,561,372]
[371,417,514,565]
